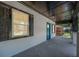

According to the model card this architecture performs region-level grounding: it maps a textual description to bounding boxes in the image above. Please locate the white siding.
[0,1,55,57]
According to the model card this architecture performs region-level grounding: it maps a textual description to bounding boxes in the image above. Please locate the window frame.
[0,2,34,40]
[11,8,34,39]
[12,8,30,38]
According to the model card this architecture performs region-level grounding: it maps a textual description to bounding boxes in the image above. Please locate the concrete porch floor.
[13,37,76,57]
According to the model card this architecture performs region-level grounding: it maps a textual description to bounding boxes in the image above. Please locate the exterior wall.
[0,2,55,57]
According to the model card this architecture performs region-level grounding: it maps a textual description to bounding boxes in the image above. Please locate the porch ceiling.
[19,1,73,23]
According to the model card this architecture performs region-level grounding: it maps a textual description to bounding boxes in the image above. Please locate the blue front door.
[46,23,51,40]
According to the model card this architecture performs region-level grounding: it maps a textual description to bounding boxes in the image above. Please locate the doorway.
[46,23,51,40]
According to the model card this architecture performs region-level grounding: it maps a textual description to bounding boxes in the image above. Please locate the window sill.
[12,35,33,39]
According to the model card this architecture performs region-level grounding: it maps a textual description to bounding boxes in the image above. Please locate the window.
[12,9,30,37]
[0,3,34,42]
